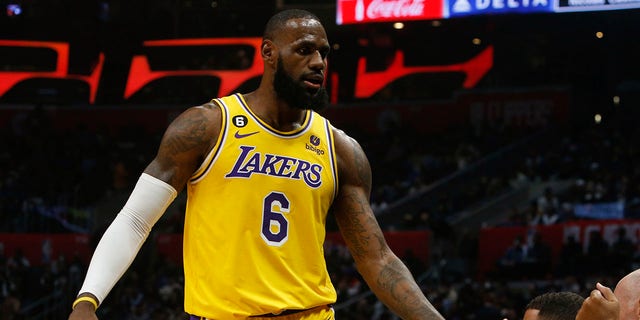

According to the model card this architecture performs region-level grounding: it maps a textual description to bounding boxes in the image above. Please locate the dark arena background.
[2,0,640,319]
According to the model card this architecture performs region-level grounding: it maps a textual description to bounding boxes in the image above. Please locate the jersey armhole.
[190,99,228,183]
[325,120,339,201]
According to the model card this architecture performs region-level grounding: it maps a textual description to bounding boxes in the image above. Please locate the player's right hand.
[68,301,99,320]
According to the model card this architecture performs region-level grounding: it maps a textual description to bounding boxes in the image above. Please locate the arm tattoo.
[337,191,386,260]
[378,259,431,316]
[338,188,371,259]
[164,115,209,154]
[338,138,380,259]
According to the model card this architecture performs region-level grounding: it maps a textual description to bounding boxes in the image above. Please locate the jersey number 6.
[261,192,289,246]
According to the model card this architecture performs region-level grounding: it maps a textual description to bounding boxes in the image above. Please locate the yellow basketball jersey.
[183,94,339,319]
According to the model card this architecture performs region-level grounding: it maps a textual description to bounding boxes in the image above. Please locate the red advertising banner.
[337,0,445,24]
[326,230,431,265]
[477,219,640,278]
[0,233,92,266]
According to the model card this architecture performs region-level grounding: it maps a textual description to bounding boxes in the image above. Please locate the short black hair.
[526,292,584,320]
[263,9,321,41]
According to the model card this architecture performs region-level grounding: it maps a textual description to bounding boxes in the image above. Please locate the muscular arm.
[331,128,444,320]
[144,103,221,190]
[69,103,221,319]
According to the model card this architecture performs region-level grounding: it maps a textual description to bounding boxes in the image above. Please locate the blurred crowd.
[2,102,640,319]
[0,106,161,234]
[496,122,640,227]
[0,104,534,235]
[2,229,636,320]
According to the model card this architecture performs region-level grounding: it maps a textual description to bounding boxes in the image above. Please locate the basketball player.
[523,291,584,320]
[68,9,444,320]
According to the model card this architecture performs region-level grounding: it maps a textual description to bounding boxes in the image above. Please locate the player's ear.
[262,40,276,66]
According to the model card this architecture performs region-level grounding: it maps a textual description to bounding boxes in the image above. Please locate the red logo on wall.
[0,38,492,104]
[0,40,104,104]
[355,46,493,98]
[124,38,263,100]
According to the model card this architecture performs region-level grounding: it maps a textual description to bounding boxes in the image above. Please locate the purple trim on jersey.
[234,93,312,138]
[190,98,228,183]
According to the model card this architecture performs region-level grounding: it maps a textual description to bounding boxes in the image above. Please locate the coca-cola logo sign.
[337,0,443,24]
[367,0,426,19]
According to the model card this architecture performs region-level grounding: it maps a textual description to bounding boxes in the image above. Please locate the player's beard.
[273,57,329,112]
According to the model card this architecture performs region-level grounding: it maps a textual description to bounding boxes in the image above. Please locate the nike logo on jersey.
[234,130,259,139]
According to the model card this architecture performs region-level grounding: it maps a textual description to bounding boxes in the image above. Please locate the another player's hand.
[575,282,619,320]
[68,301,99,320]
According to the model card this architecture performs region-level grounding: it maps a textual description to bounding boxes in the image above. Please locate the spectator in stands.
[556,234,584,277]
[529,200,560,226]
[473,291,503,320]
[611,227,636,274]
[537,187,560,215]
[496,235,528,279]
[525,232,552,278]
[584,230,610,275]
[500,205,528,227]
[6,248,30,279]
[0,247,30,319]
[523,291,584,320]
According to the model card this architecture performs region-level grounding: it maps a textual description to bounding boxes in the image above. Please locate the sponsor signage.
[448,0,554,17]
[573,201,625,219]
[337,0,640,22]
[337,0,444,24]
[0,233,92,266]
[555,0,640,12]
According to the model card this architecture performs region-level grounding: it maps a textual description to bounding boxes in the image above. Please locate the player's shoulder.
[166,101,224,136]
[197,100,223,114]
[329,125,371,187]
[330,126,358,148]
[330,125,367,162]
[181,100,223,121]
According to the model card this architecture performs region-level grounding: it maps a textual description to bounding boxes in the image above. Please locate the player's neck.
[243,89,306,132]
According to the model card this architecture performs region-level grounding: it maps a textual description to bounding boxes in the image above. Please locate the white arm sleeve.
[78,173,177,305]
